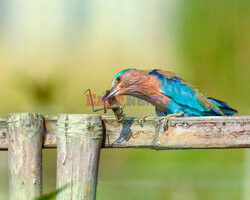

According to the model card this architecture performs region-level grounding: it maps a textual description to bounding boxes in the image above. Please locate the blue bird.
[103,69,237,124]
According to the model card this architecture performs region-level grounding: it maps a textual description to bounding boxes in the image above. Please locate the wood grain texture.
[0,115,249,150]
[102,116,250,149]
[56,114,103,200]
[7,113,44,200]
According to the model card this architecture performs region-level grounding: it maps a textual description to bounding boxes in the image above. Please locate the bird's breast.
[147,92,170,110]
[134,91,170,111]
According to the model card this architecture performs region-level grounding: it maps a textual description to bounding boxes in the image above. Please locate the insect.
[84,89,125,122]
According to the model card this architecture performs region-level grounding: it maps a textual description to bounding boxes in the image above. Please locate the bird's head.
[103,69,153,101]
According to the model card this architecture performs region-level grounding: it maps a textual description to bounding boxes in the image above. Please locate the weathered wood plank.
[0,116,249,150]
[56,114,103,200]
[102,116,250,149]
[7,113,44,200]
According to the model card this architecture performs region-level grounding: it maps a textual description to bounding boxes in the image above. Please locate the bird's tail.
[208,97,238,116]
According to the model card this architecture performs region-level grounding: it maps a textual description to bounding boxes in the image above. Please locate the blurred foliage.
[97,149,244,200]
[35,184,68,200]
[0,0,249,200]
[178,0,250,114]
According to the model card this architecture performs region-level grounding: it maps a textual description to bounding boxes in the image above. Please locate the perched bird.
[103,69,237,125]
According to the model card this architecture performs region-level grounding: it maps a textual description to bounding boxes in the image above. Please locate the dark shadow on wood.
[111,117,135,146]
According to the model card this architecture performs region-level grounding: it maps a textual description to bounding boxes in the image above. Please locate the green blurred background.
[0,0,249,199]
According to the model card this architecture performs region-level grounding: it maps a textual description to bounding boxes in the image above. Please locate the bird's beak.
[102,86,118,101]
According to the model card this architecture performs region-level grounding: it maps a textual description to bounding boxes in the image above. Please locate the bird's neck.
[131,74,170,110]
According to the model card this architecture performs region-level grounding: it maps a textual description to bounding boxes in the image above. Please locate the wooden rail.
[0,113,249,200]
[0,115,249,150]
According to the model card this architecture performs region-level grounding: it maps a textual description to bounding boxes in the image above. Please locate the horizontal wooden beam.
[0,115,249,150]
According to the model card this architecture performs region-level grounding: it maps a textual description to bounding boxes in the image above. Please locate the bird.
[102,69,237,126]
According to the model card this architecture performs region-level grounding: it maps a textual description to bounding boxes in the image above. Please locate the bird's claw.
[160,113,182,130]
[137,115,147,126]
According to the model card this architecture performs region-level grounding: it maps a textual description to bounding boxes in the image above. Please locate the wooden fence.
[0,113,249,199]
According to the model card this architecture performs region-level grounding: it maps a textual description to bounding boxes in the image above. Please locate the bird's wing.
[148,69,223,115]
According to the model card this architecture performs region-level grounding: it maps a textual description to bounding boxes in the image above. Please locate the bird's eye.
[116,77,121,82]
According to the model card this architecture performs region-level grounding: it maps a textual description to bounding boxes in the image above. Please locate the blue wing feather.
[149,69,223,116]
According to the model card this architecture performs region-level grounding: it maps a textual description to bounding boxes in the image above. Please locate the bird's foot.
[160,113,182,129]
[137,115,147,126]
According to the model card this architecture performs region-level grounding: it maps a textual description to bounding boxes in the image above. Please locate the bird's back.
[147,69,237,117]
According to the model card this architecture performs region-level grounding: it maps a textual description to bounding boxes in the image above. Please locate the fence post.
[56,114,103,200]
[7,113,44,200]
